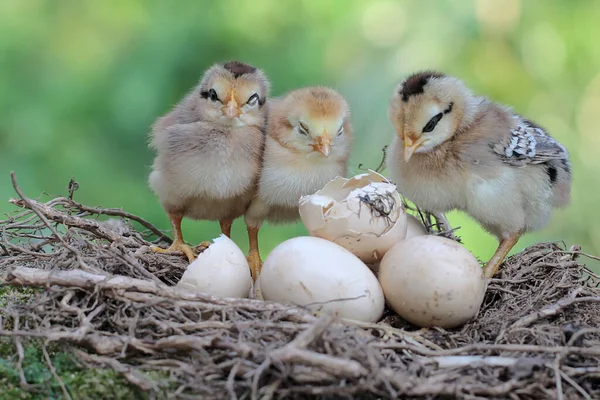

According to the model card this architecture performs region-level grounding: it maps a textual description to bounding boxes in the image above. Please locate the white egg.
[378,235,486,328]
[299,170,408,264]
[258,236,385,322]
[406,214,429,238]
[176,235,252,298]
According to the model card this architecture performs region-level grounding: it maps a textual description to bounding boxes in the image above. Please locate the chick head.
[389,71,476,162]
[273,86,352,159]
[197,61,270,127]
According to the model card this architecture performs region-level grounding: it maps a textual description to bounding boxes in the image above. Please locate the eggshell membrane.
[258,236,385,323]
[299,171,408,263]
[406,214,429,238]
[176,235,252,299]
[378,235,486,328]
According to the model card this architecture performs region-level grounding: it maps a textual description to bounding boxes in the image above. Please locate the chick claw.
[247,251,262,282]
[194,241,212,254]
[151,239,197,262]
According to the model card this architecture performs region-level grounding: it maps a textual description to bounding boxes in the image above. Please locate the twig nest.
[299,170,407,264]
[257,236,385,322]
[176,235,252,298]
[406,214,429,238]
[378,236,485,328]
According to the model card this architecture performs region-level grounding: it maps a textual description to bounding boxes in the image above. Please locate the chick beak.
[403,135,425,162]
[313,132,331,157]
[223,90,241,118]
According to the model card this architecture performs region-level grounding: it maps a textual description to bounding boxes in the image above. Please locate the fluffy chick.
[245,87,353,278]
[149,61,270,263]
[387,71,571,278]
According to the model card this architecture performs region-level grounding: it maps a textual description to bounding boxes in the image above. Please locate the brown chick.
[386,71,571,279]
[148,61,270,263]
[245,87,353,279]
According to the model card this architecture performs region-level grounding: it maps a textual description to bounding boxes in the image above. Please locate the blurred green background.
[1,0,599,269]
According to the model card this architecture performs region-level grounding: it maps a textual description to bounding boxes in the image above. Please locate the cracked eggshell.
[176,235,252,299]
[406,214,429,239]
[257,236,385,322]
[378,235,485,329]
[299,171,408,264]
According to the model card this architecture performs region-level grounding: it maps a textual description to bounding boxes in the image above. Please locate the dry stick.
[42,344,73,400]
[270,314,367,379]
[14,336,31,390]
[379,367,523,397]
[374,341,600,357]
[71,349,158,392]
[560,370,592,400]
[226,359,242,400]
[512,296,600,328]
[8,197,141,248]
[0,329,151,356]
[5,267,315,322]
[53,197,171,244]
[10,314,31,391]
[552,357,565,400]
[10,172,100,273]
[252,315,341,391]
[567,327,600,346]
[342,318,442,351]
[108,242,163,284]
[423,355,544,369]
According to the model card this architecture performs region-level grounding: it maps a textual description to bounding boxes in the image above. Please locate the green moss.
[0,339,151,400]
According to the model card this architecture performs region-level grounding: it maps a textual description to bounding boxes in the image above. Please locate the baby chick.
[149,61,270,262]
[387,71,571,279]
[245,87,353,279]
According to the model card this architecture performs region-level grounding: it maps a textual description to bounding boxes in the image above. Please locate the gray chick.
[148,61,270,263]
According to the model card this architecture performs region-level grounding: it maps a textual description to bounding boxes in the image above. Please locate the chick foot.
[194,241,212,254]
[483,231,522,279]
[247,250,262,282]
[152,239,196,262]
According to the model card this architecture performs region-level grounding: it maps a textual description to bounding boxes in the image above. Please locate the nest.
[1,173,600,400]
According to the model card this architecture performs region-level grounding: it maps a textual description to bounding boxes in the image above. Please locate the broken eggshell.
[299,170,408,264]
[176,235,252,299]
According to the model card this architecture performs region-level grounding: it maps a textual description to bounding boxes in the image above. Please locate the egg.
[406,214,429,238]
[378,235,486,328]
[299,170,408,264]
[258,236,385,322]
[176,234,252,298]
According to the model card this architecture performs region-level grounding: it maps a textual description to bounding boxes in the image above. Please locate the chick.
[148,61,270,262]
[245,87,353,279]
[387,71,571,279]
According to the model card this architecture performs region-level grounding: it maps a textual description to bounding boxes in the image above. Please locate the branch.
[269,314,368,379]
[512,296,600,328]
[52,196,171,244]
[373,341,600,357]
[4,266,316,322]
[10,172,99,273]
[72,349,158,392]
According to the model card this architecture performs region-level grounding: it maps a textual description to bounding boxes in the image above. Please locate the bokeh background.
[1,0,599,269]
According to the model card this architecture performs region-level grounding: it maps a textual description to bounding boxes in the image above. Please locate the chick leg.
[219,219,233,238]
[151,213,196,262]
[483,232,522,279]
[246,226,262,281]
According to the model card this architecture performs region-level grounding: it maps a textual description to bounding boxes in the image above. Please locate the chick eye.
[422,113,443,133]
[246,93,259,106]
[208,89,220,102]
[337,125,344,136]
[298,122,309,135]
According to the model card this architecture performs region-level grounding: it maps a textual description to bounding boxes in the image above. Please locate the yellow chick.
[245,87,353,279]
